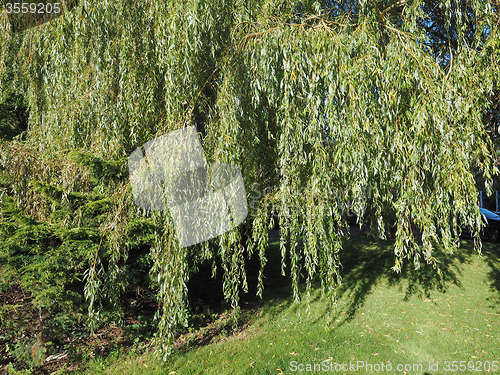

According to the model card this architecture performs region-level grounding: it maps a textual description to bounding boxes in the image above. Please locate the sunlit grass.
[78,236,499,375]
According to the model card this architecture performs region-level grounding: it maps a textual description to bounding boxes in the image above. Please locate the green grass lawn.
[75,235,499,375]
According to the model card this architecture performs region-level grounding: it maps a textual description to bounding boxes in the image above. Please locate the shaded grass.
[76,235,499,375]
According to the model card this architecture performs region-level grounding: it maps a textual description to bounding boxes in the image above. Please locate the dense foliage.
[1,0,499,361]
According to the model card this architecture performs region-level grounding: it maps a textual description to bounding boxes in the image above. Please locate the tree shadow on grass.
[330,233,476,325]
[242,235,293,317]
[179,234,293,352]
[181,231,497,349]
[479,241,500,296]
[332,237,395,322]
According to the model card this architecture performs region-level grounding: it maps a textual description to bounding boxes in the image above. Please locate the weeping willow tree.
[1,0,499,359]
